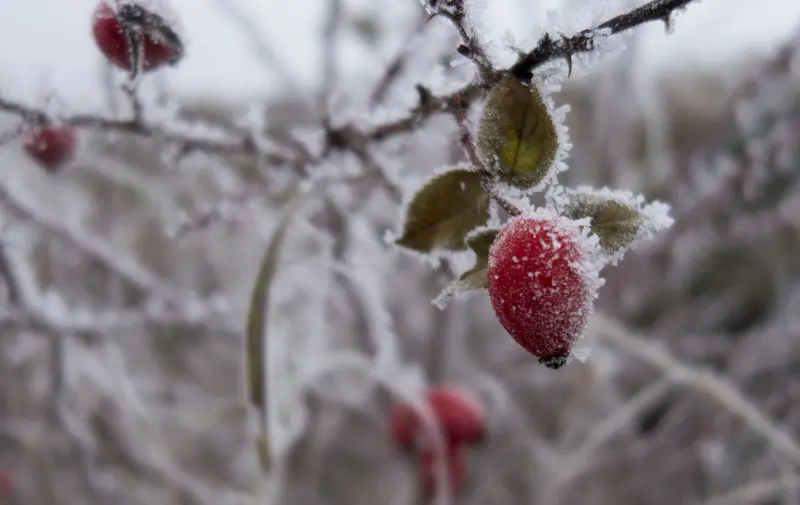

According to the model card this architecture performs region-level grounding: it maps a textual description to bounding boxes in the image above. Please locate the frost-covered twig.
[369,12,429,106]
[320,0,344,113]
[0,94,293,164]
[510,0,696,80]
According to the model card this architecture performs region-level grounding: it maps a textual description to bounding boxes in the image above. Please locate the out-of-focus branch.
[0,0,700,169]
[0,94,294,165]
[703,474,800,505]
[369,11,430,106]
[320,0,344,114]
[208,0,305,94]
[592,312,800,466]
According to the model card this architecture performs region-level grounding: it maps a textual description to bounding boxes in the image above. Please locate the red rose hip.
[487,214,597,369]
[23,125,77,172]
[92,1,183,73]
[426,386,485,445]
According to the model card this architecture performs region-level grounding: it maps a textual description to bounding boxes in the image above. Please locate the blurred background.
[2,0,800,504]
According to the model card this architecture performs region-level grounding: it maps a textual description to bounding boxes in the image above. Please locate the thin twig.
[510,0,695,81]
[703,474,800,505]
[433,0,493,77]
[209,0,306,93]
[0,94,292,164]
[369,11,430,106]
[453,106,523,216]
[592,312,800,466]
[320,0,344,114]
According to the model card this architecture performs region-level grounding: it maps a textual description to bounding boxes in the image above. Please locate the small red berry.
[418,444,465,498]
[23,125,77,172]
[487,213,597,369]
[92,1,183,73]
[426,386,485,445]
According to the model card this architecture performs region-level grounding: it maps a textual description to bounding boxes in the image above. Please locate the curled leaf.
[245,190,305,471]
[433,227,500,308]
[476,76,559,190]
[395,168,490,253]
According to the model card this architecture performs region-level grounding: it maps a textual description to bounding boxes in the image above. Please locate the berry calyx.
[92,1,183,74]
[486,213,597,368]
[418,444,465,498]
[23,125,77,172]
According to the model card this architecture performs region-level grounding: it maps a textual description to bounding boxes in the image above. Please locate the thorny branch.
[510,0,696,80]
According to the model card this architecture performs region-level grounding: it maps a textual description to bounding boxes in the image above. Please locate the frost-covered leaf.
[457,228,499,287]
[395,168,490,253]
[245,190,305,471]
[433,227,500,308]
[554,186,674,264]
[477,76,559,190]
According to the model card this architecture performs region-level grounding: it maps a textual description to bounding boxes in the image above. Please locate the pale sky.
[0,0,798,107]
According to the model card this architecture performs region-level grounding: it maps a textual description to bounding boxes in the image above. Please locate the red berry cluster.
[487,214,597,369]
[20,1,184,172]
[388,386,485,498]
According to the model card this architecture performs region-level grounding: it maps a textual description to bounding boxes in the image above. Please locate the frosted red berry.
[426,386,485,445]
[23,125,77,172]
[418,444,465,498]
[487,216,594,369]
[92,2,182,73]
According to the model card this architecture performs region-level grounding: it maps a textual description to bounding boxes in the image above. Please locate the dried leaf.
[395,168,490,253]
[477,76,558,190]
[245,189,305,471]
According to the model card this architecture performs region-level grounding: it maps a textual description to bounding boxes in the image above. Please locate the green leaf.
[245,189,305,471]
[395,168,490,253]
[564,195,643,255]
[476,76,559,190]
[433,227,500,308]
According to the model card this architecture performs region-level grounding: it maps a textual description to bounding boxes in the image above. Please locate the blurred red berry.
[418,444,465,498]
[426,386,485,445]
[388,402,419,449]
[0,470,11,493]
[487,215,594,369]
[92,1,183,74]
[23,125,77,172]
[388,386,485,449]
